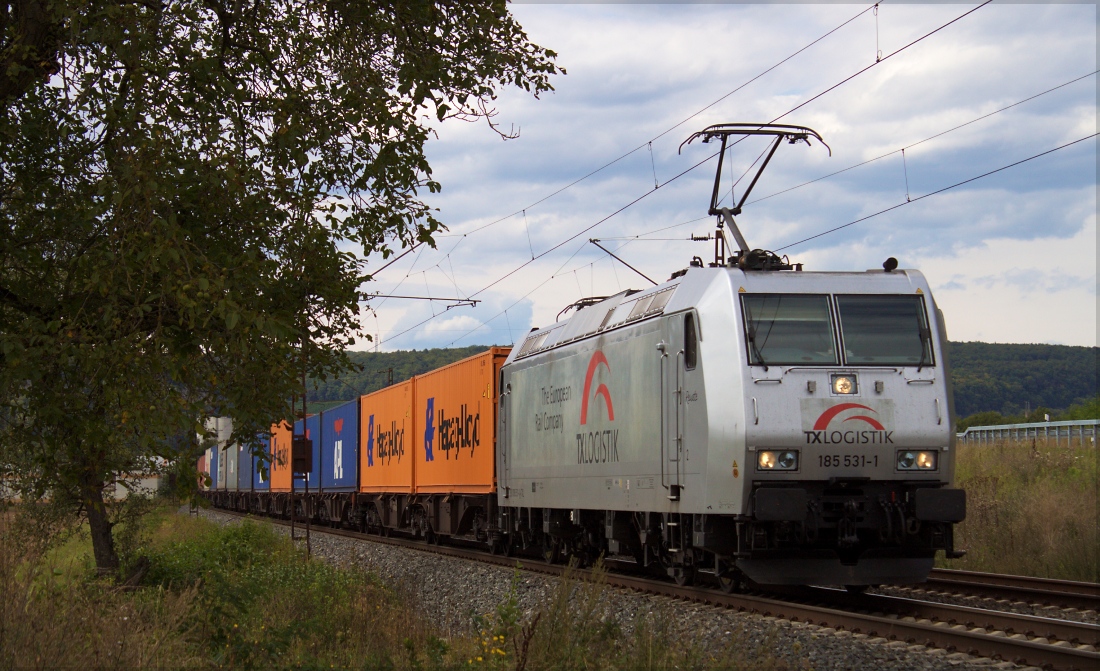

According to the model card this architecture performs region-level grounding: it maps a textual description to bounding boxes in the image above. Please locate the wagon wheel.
[542,538,561,565]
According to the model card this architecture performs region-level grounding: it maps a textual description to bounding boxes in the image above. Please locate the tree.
[0,0,560,574]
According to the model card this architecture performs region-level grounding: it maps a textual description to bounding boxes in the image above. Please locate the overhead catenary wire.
[366,2,881,288]
[428,3,994,304]
[441,132,1097,347]
[746,69,1100,206]
[770,1,992,124]
[775,133,1099,252]
[435,239,594,346]
[383,1,997,346]
[455,3,877,238]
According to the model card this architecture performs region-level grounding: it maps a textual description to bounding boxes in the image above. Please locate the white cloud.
[418,314,488,341]
[917,215,1097,346]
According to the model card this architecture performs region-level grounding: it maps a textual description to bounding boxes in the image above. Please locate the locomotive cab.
[721,267,966,585]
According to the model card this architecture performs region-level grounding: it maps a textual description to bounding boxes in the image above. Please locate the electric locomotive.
[495,124,966,588]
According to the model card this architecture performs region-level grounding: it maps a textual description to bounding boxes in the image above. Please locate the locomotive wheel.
[717,561,743,593]
[672,567,695,587]
[845,584,869,595]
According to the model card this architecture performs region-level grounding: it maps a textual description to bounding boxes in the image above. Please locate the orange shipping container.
[414,347,510,494]
[360,380,415,494]
[269,421,293,493]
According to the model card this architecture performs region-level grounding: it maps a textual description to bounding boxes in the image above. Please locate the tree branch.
[0,0,62,108]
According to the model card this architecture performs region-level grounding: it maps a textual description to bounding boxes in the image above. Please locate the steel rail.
[926,568,1100,612]
[801,587,1100,647]
[206,507,1099,670]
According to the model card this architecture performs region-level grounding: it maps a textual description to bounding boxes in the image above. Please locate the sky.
[356,2,1097,352]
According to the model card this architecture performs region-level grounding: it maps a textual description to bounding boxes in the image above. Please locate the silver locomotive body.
[496,265,965,586]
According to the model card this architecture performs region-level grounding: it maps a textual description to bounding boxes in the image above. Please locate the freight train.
[203,123,966,589]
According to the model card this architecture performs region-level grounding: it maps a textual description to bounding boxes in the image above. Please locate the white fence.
[957,419,1099,446]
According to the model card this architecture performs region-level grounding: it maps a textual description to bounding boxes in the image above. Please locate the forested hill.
[947,341,1096,418]
[306,342,1097,419]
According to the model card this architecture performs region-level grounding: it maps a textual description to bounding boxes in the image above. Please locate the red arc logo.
[813,403,885,431]
[334,418,344,435]
[580,350,615,425]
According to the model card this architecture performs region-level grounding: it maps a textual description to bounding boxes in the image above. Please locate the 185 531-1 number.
[819,454,878,468]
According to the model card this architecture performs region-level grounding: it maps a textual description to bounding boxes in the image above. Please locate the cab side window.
[684,313,698,370]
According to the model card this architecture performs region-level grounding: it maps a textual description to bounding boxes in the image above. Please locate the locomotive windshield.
[741,294,837,365]
[836,294,933,365]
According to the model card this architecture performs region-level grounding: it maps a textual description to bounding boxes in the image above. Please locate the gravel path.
[190,508,1038,670]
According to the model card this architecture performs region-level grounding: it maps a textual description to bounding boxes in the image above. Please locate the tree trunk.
[82,483,119,576]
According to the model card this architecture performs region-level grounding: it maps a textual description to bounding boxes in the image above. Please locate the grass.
[940,438,1098,582]
[0,501,785,670]
[0,508,198,670]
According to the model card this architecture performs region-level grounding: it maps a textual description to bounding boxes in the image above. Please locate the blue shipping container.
[207,447,219,491]
[320,400,358,491]
[236,441,252,492]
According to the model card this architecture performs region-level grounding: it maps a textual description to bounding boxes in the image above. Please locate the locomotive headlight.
[897,450,937,470]
[758,450,799,471]
[777,451,798,469]
[831,374,857,395]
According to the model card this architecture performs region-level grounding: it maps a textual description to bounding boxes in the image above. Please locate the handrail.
[957,419,1099,442]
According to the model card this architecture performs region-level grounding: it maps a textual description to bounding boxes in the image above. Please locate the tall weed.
[0,509,198,671]
[942,440,1098,582]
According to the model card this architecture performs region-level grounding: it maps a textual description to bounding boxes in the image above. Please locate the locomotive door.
[661,311,699,502]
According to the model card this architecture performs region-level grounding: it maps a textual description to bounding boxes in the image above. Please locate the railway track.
[208,508,1100,671]
[923,568,1100,613]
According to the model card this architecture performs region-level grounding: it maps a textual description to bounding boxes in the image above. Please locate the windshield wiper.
[916,326,931,372]
[747,325,769,372]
